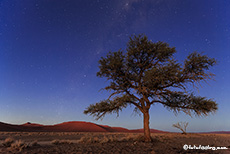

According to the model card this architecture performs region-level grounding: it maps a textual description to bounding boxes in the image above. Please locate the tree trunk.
[143,110,152,142]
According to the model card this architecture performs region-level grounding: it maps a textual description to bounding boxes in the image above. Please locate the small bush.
[100,136,110,143]
[10,140,28,152]
[51,139,73,145]
[77,134,146,144]
[31,140,39,146]
[77,135,97,144]
[119,134,142,142]
[2,137,14,147]
[77,135,114,144]
[77,136,89,143]
[61,140,73,144]
[172,122,189,134]
[123,134,135,141]
[92,136,99,143]
[51,140,60,145]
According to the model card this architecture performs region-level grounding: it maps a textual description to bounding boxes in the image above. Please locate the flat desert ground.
[0,132,229,154]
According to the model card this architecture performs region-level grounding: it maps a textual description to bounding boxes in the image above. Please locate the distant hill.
[200,131,230,134]
[0,121,229,134]
[21,122,44,127]
[0,121,166,133]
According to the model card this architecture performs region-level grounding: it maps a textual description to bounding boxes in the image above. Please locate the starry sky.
[0,0,229,132]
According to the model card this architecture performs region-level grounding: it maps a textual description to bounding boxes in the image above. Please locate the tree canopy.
[84,34,217,141]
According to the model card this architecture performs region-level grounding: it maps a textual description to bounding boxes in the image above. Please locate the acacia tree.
[84,34,218,142]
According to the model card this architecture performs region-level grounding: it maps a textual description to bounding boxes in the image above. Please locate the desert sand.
[0,132,230,154]
[0,121,229,153]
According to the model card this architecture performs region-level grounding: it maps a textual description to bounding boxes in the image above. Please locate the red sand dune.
[0,122,24,131]
[22,122,44,127]
[100,125,130,132]
[110,127,131,132]
[45,121,108,132]
[0,121,229,134]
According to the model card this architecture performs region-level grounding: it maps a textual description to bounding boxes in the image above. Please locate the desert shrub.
[99,135,119,143]
[77,136,89,143]
[119,134,141,142]
[100,136,110,143]
[31,140,39,146]
[10,140,28,152]
[51,139,73,145]
[151,135,165,143]
[172,122,189,134]
[51,140,60,145]
[77,134,145,144]
[77,135,115,144]
[125,134,136,141]
[61,140,73,144]
[92,136,99,143]
[2,137,14,147]
[108,135,117,142]
[27,132,33,136]
[77,135,99,144]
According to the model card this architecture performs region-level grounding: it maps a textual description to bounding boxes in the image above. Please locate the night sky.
[0,0,229,132]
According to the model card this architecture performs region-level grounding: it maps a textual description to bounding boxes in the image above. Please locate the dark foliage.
[84,34,217,141]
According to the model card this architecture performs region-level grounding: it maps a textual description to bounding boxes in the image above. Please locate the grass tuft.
[2,137,14,147]
[51,139,73,145]
[31,140,39,146]
[10,140,28,152]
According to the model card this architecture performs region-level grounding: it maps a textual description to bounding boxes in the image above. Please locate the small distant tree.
[84,34,218,142]
[173,122,189,134]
